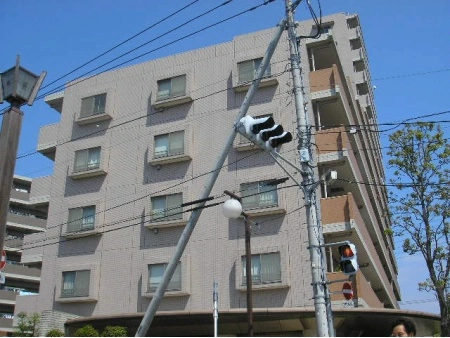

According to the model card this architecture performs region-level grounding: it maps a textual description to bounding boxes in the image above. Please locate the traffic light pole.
[285,1,333,336]
[135,19,286,337]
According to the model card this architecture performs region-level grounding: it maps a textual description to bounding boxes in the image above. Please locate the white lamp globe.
[222,199,243,219]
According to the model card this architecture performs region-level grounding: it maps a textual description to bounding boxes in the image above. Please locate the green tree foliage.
[46,328,65,337]
[388,122,450,336]
[13,312,40,337]
[100,325,127,337]
[74,325,99,337]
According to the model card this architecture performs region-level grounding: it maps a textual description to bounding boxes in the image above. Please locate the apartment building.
[13,13,440,336]
[0,176,47,334]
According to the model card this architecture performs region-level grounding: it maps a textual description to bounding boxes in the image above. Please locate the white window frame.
[147,262,182,293]
[74,147,101,173]
[154,131,185,159]
[67,206,96,233]
[156,75,186,101]
[61,270,90,298]
[240,180,278,210]
[80,93,106,118]
[242,252,281,285]
[238,58,271,84]
[151,193,183,222]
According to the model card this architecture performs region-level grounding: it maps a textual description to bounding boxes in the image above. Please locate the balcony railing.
[0,317,13,332]
[309,67,337,96]
[327,271,383,308]
[6,213,46,231]
[0,290,19,304]
[37,123,59,159]
[2,263,41,282]
[315,126,350,157]
[9,189,29,202]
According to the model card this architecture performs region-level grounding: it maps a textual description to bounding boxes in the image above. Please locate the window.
[242,252,281,285]
[148,263,181,292]
[67,206,95,233]
[154,131,184,158]
[157,75,186,101]
[80,93,106,118]
[240,181,278,210]
[74,147,101,172]
[238,58,271,84]
[151,193,183,221]
[61,270,90,297]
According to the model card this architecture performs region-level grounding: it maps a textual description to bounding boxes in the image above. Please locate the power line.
[15,67,291,162]
[34,0,275,103]
[375,68,450,82]
[18,175,297,251]
[38,0,202,92]
[0,0,272,117]
[26,147,267,236]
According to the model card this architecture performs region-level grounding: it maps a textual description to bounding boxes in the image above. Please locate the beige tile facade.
[16,13,401,336]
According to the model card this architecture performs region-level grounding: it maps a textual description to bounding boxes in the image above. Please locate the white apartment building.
[14,13,441,336]
[0,175,48,334]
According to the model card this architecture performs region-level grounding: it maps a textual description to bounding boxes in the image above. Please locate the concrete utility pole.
[285,1,332,336]
[135,20,286,337]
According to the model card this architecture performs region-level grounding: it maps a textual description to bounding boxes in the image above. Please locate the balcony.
[9,189,29,203]
[233,76,279,93]
[37,123,59,160]
[44,91,64,113]
[4,238,23,252]
[351,48,364,63]
[305,28,334,45]
[2,263,41,284]
[20,232,45,267]
[348,25,362,41]
[309,65,356,132]
[29,176,51,207]
[0,317,13,333]
[0,290,19,310]
[6,213,46,233]
[153,95,193,110]
[354,69,368,86]
[315,125,399,292]
[321,194,397,308]
[309,67,341,101]
[327,271,383,308]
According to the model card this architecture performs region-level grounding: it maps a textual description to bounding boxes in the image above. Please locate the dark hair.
[391,318,416,336]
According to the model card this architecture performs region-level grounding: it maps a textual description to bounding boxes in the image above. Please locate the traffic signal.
[238,115,293,152]
[338,243,358,275]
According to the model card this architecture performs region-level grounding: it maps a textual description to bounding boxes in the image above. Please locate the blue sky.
[1,0,449,315]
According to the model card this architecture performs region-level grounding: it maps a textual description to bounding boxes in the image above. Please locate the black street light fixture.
[0,55,46,254]
[222,190,253,337]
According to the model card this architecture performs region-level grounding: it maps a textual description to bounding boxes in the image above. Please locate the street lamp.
[222,191,253,337]
[0,55,46,254]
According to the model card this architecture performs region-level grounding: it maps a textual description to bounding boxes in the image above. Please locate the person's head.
[390,318,416,337]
